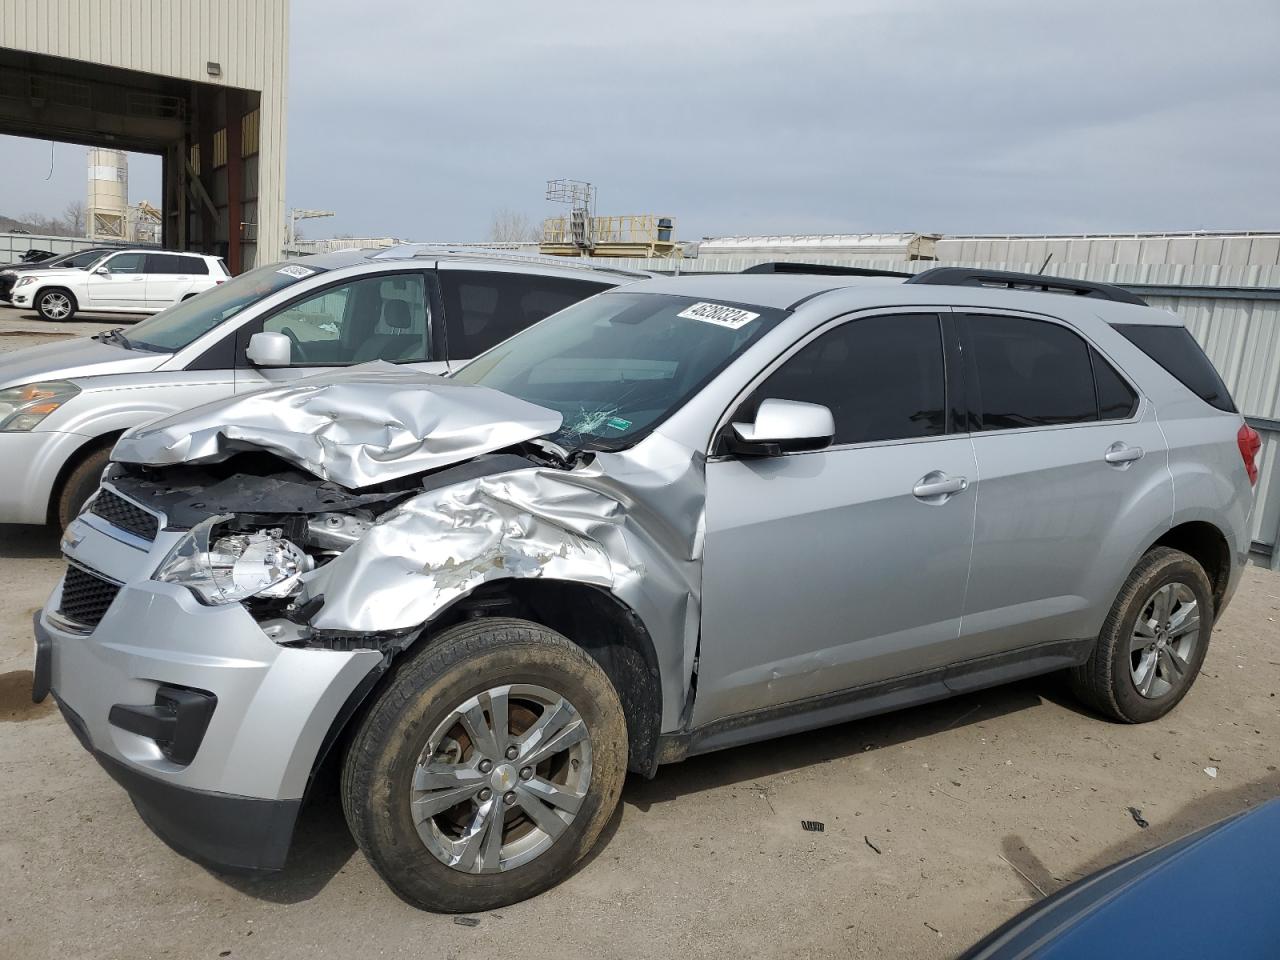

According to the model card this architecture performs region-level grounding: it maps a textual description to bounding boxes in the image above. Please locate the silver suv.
[0,246,638,526]
[34,267,1258,912]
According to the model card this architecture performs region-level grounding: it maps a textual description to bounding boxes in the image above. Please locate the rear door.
[85,251,147,308]
[233,269,439,391]
[695,311,978,724]
[436,267,614,366]
[144,253,186,308]
[956,311,1172,661]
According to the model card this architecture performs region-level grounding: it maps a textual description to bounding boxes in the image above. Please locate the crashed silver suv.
[35,267,1258,912]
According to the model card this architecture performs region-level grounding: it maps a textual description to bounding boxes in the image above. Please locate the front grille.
[57,564,122,630]
[91,488,159,541]
[0,275,14,300]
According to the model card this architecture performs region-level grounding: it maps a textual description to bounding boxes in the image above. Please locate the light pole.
[287,208,335,248]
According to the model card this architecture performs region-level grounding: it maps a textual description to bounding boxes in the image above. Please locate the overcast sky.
[3,0,1279,241]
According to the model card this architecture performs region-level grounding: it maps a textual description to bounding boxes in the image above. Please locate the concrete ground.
[1,316,1278,959]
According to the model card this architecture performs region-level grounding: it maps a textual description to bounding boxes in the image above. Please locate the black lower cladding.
[56,698,300,872]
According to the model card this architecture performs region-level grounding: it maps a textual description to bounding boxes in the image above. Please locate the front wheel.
[35,288,76,322]
[341,618,628,912]
[1070,546,1213,723]
[56,446,111,529]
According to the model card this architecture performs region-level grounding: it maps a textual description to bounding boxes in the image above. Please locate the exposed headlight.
[0,380,80,431]
[154,515,312,605]
[15,276,36,288]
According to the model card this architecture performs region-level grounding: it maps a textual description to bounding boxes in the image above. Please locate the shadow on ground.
[1001,767,1280,902]
[625,677,1058,812]
[214,784,359,905]
[0,523,61,559]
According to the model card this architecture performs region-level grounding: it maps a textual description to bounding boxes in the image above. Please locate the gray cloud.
[286,0,1280,240]
[5,1,1278,243]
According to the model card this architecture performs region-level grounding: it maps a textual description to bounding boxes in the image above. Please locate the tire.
[35,288,76,322]
[1070,546,1214,723]
[341,617,628,912]
[56,446,112,529]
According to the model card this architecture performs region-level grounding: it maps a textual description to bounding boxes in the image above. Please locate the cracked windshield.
[452,291,786,449]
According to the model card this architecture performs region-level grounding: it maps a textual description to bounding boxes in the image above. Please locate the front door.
[954,312,1173,660]
[85,252,147,308]
[694,312,977,725]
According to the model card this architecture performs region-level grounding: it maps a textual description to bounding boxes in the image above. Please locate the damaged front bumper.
[38,510,385,872]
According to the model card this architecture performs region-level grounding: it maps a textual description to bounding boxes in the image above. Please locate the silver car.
[0,246,637,527]
[34,267,1258,912]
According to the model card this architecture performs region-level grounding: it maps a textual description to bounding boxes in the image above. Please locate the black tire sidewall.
[57,447,111,529]
[343,621,628,913]
[1107,553,1213,722]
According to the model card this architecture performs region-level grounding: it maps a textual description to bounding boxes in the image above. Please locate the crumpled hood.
[0,336,168,389]
[111,362,564,488]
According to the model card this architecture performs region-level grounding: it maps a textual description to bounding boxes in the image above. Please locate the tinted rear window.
[1113,324,1235,412]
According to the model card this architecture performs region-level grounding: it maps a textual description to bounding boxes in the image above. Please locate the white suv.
[8,250,228,321]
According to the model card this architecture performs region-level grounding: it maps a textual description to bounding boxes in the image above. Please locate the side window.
[182,256,209,275]
[742,313,947,446]
[1113,323,1235,413]
[145,254,180,274]
[261,272,429,366]
[439,271,612,360]
[1092,347,1138,420]
[965,314,1097,430]
[104,252,146,274]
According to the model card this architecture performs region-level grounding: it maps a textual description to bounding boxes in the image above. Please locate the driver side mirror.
[726,398,835,457]
[94,266,110,277]
[246,331,292,367]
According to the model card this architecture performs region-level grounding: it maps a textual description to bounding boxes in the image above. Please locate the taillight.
[1237,423,1261,486]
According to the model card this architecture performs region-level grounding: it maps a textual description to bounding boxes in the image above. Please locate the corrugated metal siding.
[0,0,288,262]
[934,233,1280,269]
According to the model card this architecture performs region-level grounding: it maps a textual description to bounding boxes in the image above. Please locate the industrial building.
[0,0,288,270]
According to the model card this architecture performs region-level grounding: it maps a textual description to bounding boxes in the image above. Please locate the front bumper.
[52,689,302,872]
[38,518,384,871]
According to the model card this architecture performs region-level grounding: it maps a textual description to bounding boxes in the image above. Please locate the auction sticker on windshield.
[676,301,760,330]
[277,265,316,279]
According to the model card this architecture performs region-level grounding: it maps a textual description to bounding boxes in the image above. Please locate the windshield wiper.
[94,327,133,349]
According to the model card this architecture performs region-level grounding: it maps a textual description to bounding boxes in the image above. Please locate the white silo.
[87,148,128,240]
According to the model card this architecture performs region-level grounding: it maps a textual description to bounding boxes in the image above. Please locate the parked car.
[0,247,642,526]
[0,247,129,303]
[961,798,1280,958]
[33,266,1257,912]
[5,249,228,321]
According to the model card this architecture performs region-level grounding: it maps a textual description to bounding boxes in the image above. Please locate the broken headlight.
[154,515,312,605]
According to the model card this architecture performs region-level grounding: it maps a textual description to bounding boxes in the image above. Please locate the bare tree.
[62,200,86,236]
[488,207,541,243]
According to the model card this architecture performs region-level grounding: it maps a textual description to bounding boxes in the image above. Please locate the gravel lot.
[1,316,1278,960]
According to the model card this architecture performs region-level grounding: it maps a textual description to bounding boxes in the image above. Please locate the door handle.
[913,471,968,501]
[1104,442,1144,465]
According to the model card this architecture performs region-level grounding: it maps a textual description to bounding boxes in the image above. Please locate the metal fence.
[0,230,118,260]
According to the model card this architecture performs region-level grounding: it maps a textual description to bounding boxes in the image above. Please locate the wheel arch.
[46,429,124,524]
[36,284,78,312]
[1149,520,1232,618]
[416,578,666,777]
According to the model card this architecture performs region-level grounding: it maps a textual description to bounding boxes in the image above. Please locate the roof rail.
[740,262,913,278]
[370,244,652,279]
[906,266,1146,306]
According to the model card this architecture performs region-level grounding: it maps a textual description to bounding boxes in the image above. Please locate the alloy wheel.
[41,293,71,319]
[1130,581,1200,699]
[410,683,593,874]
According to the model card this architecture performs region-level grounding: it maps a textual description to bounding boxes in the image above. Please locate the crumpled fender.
[304,434,706,733]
